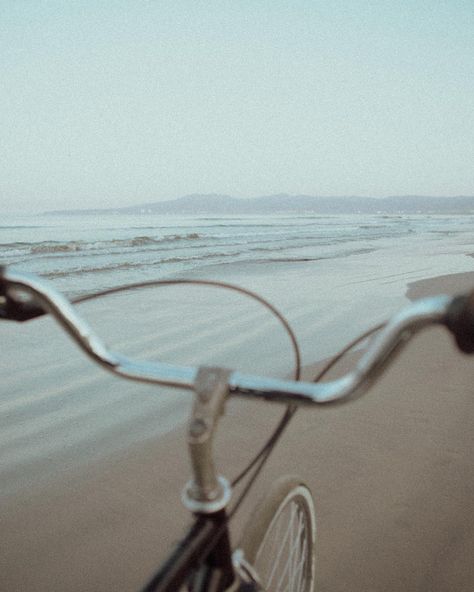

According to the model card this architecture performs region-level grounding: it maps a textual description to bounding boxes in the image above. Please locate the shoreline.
[301,269,474,381]
[406,270,474,300]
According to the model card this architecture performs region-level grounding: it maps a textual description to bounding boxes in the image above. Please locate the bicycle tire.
[239,476,316,592]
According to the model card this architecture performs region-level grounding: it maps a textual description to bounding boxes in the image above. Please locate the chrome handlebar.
[0,266,456,407]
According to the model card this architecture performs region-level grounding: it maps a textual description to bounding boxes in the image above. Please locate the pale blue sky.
[1,1,473,211]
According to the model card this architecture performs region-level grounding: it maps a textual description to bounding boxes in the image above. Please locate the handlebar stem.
[182,367,233,514]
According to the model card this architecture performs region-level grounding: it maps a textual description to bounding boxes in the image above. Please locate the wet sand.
[1,272,474,590]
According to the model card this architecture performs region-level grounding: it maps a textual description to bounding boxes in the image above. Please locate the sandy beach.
[1,271,474,591]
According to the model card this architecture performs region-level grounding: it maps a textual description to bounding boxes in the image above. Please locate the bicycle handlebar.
[1,266,473,407]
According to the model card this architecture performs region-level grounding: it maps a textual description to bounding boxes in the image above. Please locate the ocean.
[2,212,474,294]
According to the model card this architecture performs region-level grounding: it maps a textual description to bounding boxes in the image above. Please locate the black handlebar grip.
[445,291,474,354]
[0,269,46,322]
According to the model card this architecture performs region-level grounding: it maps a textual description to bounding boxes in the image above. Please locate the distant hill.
[48,193,474,215]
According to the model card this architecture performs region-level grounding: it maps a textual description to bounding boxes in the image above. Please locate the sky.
[1,1,474,212]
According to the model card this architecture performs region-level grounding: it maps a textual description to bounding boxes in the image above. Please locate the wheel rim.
[253,486,315,592]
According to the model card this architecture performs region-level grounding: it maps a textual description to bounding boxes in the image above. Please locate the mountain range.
[49,194,474,215]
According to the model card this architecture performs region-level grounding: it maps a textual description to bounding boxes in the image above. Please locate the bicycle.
[1,265,473,592]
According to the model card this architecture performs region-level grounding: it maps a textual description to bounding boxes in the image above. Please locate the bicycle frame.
[141,511,235,592]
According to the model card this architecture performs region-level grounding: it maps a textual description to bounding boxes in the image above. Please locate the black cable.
[229,406,296,515]
[311,322,386,382]
[231,405,295,487]
[231,322,387,487]
[230,320,388,515]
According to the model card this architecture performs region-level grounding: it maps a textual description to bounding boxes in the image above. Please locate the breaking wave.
[6,233,203,256]
[43,250,241,279]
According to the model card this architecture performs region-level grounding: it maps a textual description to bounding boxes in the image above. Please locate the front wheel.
[239,476,316,592]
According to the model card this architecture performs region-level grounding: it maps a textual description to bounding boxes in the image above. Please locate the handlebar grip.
[0,270,46,322]
[445,291,474,354]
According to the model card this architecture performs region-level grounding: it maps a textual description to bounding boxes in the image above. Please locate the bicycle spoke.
[294,536,307,592]
[265,504,296,588]
[241,480,315,592]
[276,504,304,591]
